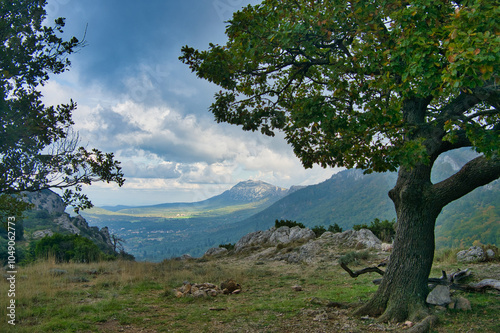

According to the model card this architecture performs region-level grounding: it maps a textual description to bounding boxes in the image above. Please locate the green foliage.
[274,219,305,229]
[31,233,103,263]
[338,250,371,265]
[218,243,235,251]
[328,223,343,234]
[181,0,498,172]
[311,225,326,237]
[353,218,396,243]
[0,237,27,265]
[0,0,125,215]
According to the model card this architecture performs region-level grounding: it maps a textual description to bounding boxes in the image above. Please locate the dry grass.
[1,253,499,332]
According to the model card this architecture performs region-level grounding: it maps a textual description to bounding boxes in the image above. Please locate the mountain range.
[79,149,499,261]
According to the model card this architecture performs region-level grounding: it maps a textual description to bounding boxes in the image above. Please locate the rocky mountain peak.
[224,180,288,202]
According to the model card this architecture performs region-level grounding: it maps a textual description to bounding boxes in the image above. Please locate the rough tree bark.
[355,163,441,322]
[354,97,500,323]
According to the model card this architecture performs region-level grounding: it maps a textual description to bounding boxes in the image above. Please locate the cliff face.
[22,190,66,214]
[22,190,115,254]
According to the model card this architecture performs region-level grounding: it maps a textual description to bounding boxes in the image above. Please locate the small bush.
[32,233,104,263]
[328,223,343,233]
[219,243,235,251]
[338,250,370,265]
[353,218,395,242]
[311,225,327,237]
[275,219,305,229]
[434,248,459,264]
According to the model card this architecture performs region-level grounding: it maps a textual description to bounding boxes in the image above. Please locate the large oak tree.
[0,0,125,217]
[181,0,499,322]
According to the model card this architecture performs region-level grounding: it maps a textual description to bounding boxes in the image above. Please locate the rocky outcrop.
[233,226,316,253]
[22,189,66,214]
[23,189,116,253]
[457,246,486,262]
[54,214,81,234]
[316,229,382,250]
[32,229,54,239]
[204,247,228,257]
[207,226,385,264]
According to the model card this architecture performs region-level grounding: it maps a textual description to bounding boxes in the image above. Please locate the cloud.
[39,0,339,206]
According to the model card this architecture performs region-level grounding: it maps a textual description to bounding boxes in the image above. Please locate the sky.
[41,0,341,207]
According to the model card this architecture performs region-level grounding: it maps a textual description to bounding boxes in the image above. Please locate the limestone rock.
[485,249,496,260]
[32,229,54,239]
[426,285,451,306]
[192,290,207,298]
[55,214,80,234]
[234,226,315,253]
[318,229,382,250]
[449,297,471,311]
[204,247,228,257]
[381,243,393,252]
[456,246,486,263]
[179,254,193,260]
[22,189,66,214]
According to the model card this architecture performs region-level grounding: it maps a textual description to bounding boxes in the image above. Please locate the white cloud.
[37,0,342,207]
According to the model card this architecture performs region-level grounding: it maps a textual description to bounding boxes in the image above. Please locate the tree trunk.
[355,164,442,322]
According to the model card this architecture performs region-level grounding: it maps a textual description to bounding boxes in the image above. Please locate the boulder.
[234,226,315,253]
[234,229,274,252]
[318,229,382,250]
[204,247,228,257]
[426,285,451,306]
[32,229,54,239]
[448,297,471,311]
[485,249,496,260]
[456,246,486,263]
[381,243,393,252]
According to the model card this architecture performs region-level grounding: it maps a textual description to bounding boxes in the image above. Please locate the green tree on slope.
[0,0,125,217]
[181,0,499,322]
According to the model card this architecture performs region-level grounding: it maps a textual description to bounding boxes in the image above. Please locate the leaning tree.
[180,0,499,322]
[0,0,125,216]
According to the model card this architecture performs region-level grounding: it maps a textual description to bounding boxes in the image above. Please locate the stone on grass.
[456,246,486,263]
[426,285,451,306]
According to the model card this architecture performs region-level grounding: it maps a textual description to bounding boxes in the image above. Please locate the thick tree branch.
[438,93,481,125]
[433,155,500,207]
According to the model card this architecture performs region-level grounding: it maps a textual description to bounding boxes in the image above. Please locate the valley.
[81,150,500,262]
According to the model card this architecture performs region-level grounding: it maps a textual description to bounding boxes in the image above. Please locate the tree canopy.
[0,0,125,215]
[181,0,499,323]
[181,0,498,173]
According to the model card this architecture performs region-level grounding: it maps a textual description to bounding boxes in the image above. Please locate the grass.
[1,253,498,332]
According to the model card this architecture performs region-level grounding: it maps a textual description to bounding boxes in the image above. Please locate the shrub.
[328,223,343,233]
[219,243,235,251]
[311,225,327,237]
[32,233,104,263]
[338,250,370,265]
[353,218,396,242]
[275,219,305,229]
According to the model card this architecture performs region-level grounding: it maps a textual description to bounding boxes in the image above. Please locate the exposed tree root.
[406,315,439,333]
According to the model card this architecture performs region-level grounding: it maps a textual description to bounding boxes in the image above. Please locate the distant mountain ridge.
[83,149,499,261]
[100,180,289,214]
